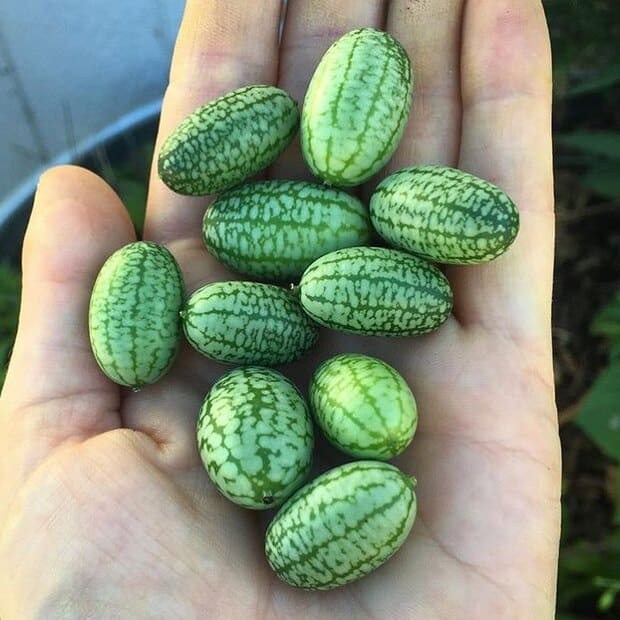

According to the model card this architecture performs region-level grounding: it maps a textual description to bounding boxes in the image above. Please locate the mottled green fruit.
[197,367,313,510]
[370,166,520,264]
[299,246,452,336]
[203,180,371,282]
[301,28,413,187]
[182,281,318,365]
[265,460,416,590]
[158,85,299,196]
[310,354,417,459]
[88,241,184,388]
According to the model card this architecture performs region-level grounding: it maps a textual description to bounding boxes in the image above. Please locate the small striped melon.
[88,241,184,389]
[299,246,452,336]
[158,85,299,196]
[265,460,417,590]
[182,281,318,365]
[301,28,413,187]
[370,166,520,263]
[310,353,417,459]
[203,180,371,282]
[197,367,313,510]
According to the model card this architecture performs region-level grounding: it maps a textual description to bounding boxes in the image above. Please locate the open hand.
[0,1,560,618]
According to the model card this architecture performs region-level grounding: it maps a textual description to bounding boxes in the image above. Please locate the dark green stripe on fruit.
[370,166,520,264]
[301,28,413,187]
[299,246,452,336]
[182,281,318,365]
[203,180,371,281]
[265,461,416,590]
[88,241,184,388]
[158,85,299,196]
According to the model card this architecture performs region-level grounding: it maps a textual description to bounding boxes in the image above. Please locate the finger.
[144,0,283,245]
[1,166,136,441]
[385,0,464,172]
[272,0,387,180]
[452,0,554,344]
[125,1,283,461]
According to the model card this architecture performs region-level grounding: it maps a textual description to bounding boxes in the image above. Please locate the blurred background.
[0,1,619,617]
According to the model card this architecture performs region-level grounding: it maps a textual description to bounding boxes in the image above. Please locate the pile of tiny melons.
[88,28,519,591]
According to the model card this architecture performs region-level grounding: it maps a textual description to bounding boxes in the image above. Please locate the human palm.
[0,1,560,618]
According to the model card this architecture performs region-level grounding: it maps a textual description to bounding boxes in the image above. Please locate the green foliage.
[565,63,620,98]
[0,263,21,387]
[576,363,620,461]
[546,0,620,93]
[98,139,153,236]
[578,293,620,461]
[558,533,620,614]
[556,132,620,161]
[555,132,620,200]
[592,292,620,341]
[582,165,620,201]
[568,291,620,616]
[548,0,620,206]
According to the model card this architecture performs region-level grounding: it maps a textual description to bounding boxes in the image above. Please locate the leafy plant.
[546,0,620,94]
[547,0,620,207]
[97,139,153,236]
[577,294,620,461]
[555,132,620,199]
[558,532,620,614]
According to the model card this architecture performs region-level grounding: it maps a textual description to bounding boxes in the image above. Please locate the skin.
[0,1,559,618]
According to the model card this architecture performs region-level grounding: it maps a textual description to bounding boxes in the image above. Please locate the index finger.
[144,0,283,246]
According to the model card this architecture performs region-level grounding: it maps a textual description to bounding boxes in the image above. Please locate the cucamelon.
[197,367,313,509]
[158,85,299,196]
[299,246,452,336]
[370,166,520,263]
[265,460,417,590]
[301,28,413,187]
[182,281,318,365]
[310,353,417,459]
[88,241,184,389]
[203,180,371,282]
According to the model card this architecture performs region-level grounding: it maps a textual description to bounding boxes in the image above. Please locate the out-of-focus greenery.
[569,294,620,613]
[548,0,620,91]
[577,294,620,465]
[550,0,620,202]
[548,0,620,616]
[0,264,21,386]
[96,138,154,237]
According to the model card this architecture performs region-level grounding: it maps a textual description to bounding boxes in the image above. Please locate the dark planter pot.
[0,110,158,267]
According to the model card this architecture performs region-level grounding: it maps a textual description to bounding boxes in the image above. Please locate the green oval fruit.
[203,180,371,282]
[301,28,413,187]
[182,281,318,365]
[88,241,184,388]
[197,367,313,510]
[265,460,416,590]
[310,354,417,459]
[370,166,520,264]
[158,85,299,196]
[299,246,452,336]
